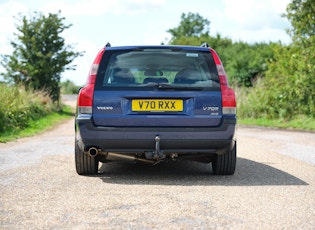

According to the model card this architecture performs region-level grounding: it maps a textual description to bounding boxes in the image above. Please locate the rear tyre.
[75,141,99,175]
[212,141,236,175]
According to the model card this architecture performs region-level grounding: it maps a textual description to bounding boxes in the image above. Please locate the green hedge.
[0,84,58,134]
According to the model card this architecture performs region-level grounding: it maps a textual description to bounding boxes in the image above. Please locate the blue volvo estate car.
[75,43,237,175]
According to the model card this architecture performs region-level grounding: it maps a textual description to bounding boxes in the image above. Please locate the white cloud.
[224,0,289,29]
[218,0,291,43]
[40,0,165,16]
[0,1,28,51]
[41,0,115,16]
[119,0,165,14]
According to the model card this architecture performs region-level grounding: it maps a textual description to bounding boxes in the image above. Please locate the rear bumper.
[75,114,236,155]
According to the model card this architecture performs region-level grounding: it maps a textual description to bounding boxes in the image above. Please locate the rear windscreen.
[95,48,220,90]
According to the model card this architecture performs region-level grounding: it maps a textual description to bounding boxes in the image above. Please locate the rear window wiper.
[157,83,204,90]
[139,82,204,90]
[139,82,159,87]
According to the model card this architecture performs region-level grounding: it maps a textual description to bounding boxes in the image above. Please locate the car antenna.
[105,42,111,47]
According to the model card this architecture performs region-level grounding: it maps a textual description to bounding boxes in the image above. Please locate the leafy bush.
[60,80,81,94]
[0,84,58,134]
[219,42,274,87]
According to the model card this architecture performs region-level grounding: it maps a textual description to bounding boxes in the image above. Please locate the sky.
[0,0,292,86]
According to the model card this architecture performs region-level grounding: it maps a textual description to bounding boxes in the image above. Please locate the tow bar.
[145,136,166,162]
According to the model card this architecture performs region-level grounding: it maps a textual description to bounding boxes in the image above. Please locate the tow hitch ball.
[145,136,166,160]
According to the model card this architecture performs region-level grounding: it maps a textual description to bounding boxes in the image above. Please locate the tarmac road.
[0,97,314,229]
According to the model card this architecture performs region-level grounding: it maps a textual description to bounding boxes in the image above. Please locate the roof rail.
[200,42,209,48]
[105,42,111,47]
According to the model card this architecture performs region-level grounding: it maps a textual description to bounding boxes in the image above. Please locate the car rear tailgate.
[92,90,222,127]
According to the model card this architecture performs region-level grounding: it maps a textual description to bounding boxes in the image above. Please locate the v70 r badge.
[203,106,219,111]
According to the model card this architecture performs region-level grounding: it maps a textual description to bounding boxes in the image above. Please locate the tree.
[241,0,315,119]
[167,12,210,43]
[221,41,274,87]
[284,0,315,46]
[0,11,83,102]
[60,79,81,94]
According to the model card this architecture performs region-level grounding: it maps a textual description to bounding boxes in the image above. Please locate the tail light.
[210,49,236,115]
[77,48,105,114]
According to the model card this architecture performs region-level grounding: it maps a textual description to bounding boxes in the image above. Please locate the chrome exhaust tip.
[88,147,99,157]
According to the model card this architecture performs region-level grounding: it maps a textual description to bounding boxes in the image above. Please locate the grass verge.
[0,105,74,143]
[235,86,315,132]
[238,116,315,132]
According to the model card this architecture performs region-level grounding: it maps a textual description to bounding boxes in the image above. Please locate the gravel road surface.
[1,96,315,229]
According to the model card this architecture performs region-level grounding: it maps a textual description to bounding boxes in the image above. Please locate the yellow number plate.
[132,99,183,112]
